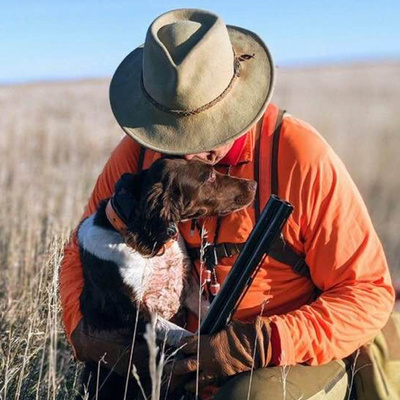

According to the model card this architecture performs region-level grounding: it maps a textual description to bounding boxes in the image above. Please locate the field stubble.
[0,61,399,398]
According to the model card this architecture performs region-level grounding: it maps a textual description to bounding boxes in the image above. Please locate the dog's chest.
[78,217,190,321]
[141,244,190,320]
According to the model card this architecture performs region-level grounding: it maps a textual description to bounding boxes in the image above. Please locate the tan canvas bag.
[350,311,400,399]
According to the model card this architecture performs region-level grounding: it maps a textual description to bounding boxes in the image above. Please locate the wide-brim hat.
[110,8,274,155]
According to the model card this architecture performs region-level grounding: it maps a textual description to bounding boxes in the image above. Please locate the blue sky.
[2,0,400,84]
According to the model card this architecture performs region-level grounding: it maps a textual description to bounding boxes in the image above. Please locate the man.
[60,8,395,399]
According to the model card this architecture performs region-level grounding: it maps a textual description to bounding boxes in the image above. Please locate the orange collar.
[105,199,176,255]
[106,199,129,235]
[218,133,247,165]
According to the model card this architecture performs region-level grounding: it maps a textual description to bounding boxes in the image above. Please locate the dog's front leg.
[155,316,193,347]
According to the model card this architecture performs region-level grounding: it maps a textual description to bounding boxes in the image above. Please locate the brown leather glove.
[70,319,151,379]
[168,317,272,391]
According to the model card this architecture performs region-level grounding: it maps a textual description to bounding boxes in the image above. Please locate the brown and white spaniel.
[78,157,256,346]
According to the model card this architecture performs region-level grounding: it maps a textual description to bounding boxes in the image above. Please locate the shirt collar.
[217,125,255,166]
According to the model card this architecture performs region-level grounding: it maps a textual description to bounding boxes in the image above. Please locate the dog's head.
[113,158,256,256]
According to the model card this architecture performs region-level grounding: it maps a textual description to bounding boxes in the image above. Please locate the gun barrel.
[199,195,293,335]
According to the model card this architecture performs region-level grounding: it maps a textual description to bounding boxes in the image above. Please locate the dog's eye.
[207,171,216,183]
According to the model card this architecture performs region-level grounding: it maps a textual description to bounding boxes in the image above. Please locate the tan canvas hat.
[109,8,275,155]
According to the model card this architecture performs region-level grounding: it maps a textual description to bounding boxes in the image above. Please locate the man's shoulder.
[279,114,331,166]
[111,135,141,157]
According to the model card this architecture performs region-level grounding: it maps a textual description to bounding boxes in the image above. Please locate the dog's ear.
[160,190,182,223]
[113,171,147,224]
[143,182,164,220]
[143,181,182,223]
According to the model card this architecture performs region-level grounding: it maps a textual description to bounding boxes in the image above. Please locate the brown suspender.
[270,108,285,197]
[266,110,311,278]
[137,146,146,173]
[135,111,311,279]
[253,116,263,220]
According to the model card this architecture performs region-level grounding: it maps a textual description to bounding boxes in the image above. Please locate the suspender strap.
[253,117,264,220]
[188,108,311,280]
[270,108,285,196]
[187,243,244,263]
[137,146,146,173]
[255,105,280,217]
[187,239,310,279]
[134,113,311,280]
[265,108,311,278]
[269,237,310,278]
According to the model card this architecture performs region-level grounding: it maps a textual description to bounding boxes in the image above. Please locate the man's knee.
[214,361,349,400]
[214,368,297,400]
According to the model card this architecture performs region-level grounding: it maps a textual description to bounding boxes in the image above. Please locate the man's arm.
[169,116,395,388]
[269,116,395,365]
[59,135,141,342]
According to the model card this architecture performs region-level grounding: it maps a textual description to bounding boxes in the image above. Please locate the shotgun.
[199,194,293,335]
[169,195,293,399]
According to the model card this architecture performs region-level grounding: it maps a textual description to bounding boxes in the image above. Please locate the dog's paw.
[155,317,194,347]
[165,328,193,347]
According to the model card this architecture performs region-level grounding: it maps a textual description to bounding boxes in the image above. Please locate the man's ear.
[113,171,147,224]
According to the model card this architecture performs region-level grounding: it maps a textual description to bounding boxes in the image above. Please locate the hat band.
[141,53,255,117]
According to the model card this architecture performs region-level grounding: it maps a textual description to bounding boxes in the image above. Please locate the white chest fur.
[78,215,210,345]
[78,215,190,319]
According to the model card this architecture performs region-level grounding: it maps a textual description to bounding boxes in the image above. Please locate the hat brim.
[109,25,274,155]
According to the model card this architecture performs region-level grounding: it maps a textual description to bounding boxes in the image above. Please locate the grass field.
[1,60,399,399]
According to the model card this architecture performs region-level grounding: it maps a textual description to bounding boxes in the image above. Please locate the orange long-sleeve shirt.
[59,104,395,366]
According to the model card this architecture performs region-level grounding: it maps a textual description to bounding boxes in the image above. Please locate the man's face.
[183,141,234,165]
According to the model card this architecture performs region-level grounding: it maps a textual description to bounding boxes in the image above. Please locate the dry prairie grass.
[0,61,399,399]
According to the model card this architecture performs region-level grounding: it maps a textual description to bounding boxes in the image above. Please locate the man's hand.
[71,320,151,379]
[168,317,272,391]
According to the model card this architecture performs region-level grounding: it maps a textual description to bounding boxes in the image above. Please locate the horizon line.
[2,56,399,87]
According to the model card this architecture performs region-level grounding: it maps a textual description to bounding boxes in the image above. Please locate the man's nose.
[183,152,210,162]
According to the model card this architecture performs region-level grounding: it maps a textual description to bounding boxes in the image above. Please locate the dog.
[76,157,256,398]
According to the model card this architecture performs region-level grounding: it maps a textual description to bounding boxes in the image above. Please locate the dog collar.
[105,199,177,255]
[106,198,129,235]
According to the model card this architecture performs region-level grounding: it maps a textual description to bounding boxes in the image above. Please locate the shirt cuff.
[269,321,281,366]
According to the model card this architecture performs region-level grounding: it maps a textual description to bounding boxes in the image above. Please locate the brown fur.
[121,157,257,256]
